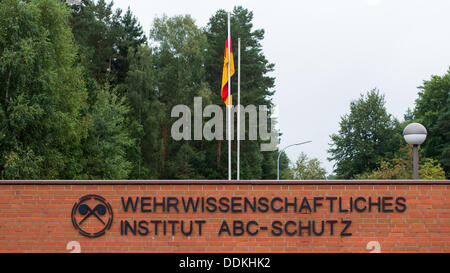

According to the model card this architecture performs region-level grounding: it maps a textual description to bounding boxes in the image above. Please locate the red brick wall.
[0,181,449,253]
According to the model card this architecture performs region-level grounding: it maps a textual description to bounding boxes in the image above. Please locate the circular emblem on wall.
[71,195,113,238]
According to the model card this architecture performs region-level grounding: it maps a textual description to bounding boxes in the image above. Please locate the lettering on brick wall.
[70,195,407,238]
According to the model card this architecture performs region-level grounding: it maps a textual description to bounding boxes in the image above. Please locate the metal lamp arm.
[277,141,312,180]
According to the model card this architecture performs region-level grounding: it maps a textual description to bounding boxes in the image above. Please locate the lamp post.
[403,123,427,180]
[277,141,312,180]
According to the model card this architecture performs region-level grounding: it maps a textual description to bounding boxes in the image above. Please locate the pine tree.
[120,45,164,179]
[204,7,281,179]
[149,15,210,179]
[79,84,137,179]
[69,0,146,85]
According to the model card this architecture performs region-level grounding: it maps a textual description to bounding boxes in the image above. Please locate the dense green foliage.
[329,74,450,179]
[0,0,89,179]
[328,89,403,179]
[78,85,138,179]
[0,0,287,180]
[203,7,277,179]
[356,145,446,180]
[69,0,146,85]
[413,71,450,177]
[290,152,327,180]
[1,0,448,180]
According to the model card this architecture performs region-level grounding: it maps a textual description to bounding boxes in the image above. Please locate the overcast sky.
[113,0,450,174]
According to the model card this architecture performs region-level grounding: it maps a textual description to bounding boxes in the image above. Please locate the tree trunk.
[108,56,111,74]
[217,140,222,168]
[162,122,168,162]
[5,69,11,105]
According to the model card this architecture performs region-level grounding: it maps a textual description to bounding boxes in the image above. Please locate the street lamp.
[403,123,427,180]
[277,141,312,180]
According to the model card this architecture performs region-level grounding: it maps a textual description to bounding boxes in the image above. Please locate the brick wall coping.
[0,180,449,185]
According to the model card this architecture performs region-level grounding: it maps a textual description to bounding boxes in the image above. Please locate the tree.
[0,0,89,179]
[260,150,290,180]
[149,14,210,179]
[204,6,278,179]
[419,158,446,180]
[69,0,146,85]
[69,0,116,83]
[78,85,138,179]
[356,145,446,180]
[356,158,411,180]
[413,71,450,177]
[112,7,147,85]
[328,89,402,179]
[1,3,285,180]
[119,45,164,179]
[290,152,327,180]
[434,97,450,177]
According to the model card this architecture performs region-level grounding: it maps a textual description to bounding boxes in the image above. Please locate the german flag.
[221,37,235,106]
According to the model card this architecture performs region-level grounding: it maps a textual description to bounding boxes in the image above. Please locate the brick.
[0,182,448,253]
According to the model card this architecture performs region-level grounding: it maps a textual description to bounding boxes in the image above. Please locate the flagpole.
[227,12,231,181]
[237,38,241,181]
